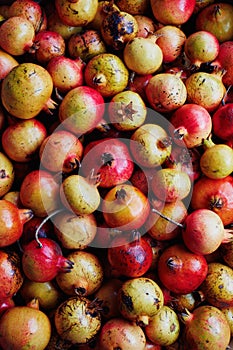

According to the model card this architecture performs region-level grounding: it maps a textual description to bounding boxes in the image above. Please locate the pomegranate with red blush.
[107,232,153,277]
[134,15,157,38]
[0,49,18,80]
[81,137,134,188]
[212,103,233,140]
[191,175,233,226]
[182,209,233,256]
[213,41,233,87]
[8,0,46,32]
[158,243,208,294]
[58,85,105,136]
[46,56,85,94]
[0,16,35,56]
[20,215,54,247]
[30,30,65,65]
[0,250,23,302]
[169,103,212,148]
[22,237,74,282]
[128,73,153,102]
[150,0,196,25]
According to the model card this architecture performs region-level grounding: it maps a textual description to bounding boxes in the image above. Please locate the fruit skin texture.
[150,0,196,25]
[1,63,55,119]
[0,305,52,350]
[158,243,208,294]
[0,49,18,80]
[200,262,233,308]
[0,152,15,197]
[98,317,146,350]
[183,305,231,350]
[212,103,233,141]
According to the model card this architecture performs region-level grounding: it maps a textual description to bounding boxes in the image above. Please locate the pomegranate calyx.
[43,97,58,114]
[180,308,194,324]
[57,256,74,272]
[115,188,127,202]
[166,256,183,270]
[117,101,137,121]
[210,196,224,210]
[27,297,40,310]
[87,168,101,187]
[222,229,233,244]
[93,73,107,87]
[19,208,34,225]
[136,315,150,326]
[101,152,114,166]
[173,127,187,141]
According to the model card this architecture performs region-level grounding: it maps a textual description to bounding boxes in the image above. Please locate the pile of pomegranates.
[0,0,233,349]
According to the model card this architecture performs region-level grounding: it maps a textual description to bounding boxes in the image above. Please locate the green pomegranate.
[1,63,56,119]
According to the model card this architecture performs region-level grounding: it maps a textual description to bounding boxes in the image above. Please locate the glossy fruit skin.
[84,53,129,98]
[183,305,231,350]
[58,85,105,136]
[98,317,146,350]
[158,243,208,294]
[191,175,233,226]
[0,49,18,80]
[150,0,196,25]
[212,103,233,140]
[2,118,47,163]
[1,63,54,119]
[0,250,23,301]
[0,304,52,350]
[0,16,35,56]
[0,152,15,197]
[0,199,33,247]
[81,137,134,188]
[107,235,153,277]
[214,41,233,87]
[102,184,150,231]
[195,2,233,43]
[169,103,212,148]
[22,238,74,282]
[200,262,233,308]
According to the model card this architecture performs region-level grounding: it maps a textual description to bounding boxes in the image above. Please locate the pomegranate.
[145,305,180,346]
[169,103,212,148]
[0,302,52,350]
[214,41,233,87]
[46,56,85,94]
[130,123,172,168]
[212,103,233,140]
[150,0,196,25]
[54,296,101,345]
[114,0,150,15]
[185,69,226,112]
[68,29,106,62]
[200,262,233,308]
[84,53,129,98]
[20,215,54,247]
[145,72,187,113]
[101,10,138,50]
[158,243,208,294]
[2,118,47,163]
[55,249,103,296]
[1,62,56,119]
[117,277,164,325]
[0,16,35,56]
[0,199,33,247]
[108,90,147,131]
[0,49,18,80]
[31,29,66,65]
[0,250,23,302]
[53,210,97,250]
[55,0,98,27]
[107,233,153,277]
[102,183,150,231]
[98,317,146,350]
[195,2,233,43]
[19,169,60,217]
[123,36,163,75]
[81,137,134,188]
[182,305,231,349]
[39,129,83,173]
[134,14,157,38]
[8,0,46,32]
[60,173,101,215]
[58,85,105,136]
[22,237,74,282]
[87,0,119,31]
[155,25,186,64]
[0,152,15,197]
[182,209,232,255]
[128,73,153,102]
[184,30,219,68]
[190,175,233,226]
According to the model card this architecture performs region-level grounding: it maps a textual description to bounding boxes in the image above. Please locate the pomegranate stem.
[151,208,184,228]
[35,208,64,247]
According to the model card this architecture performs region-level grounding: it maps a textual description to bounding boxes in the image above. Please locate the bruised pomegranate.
[22,237,74,282]
[0,302,52,350]
[182,305,231,349]
[1,62,56,119]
